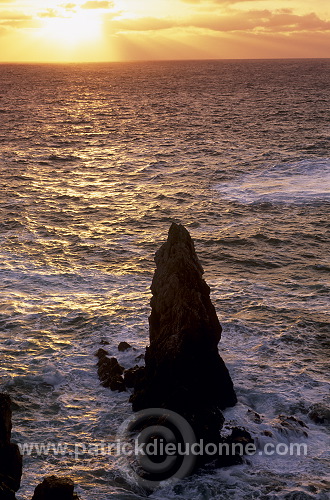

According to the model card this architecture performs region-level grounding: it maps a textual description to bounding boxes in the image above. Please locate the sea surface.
[0,59,329,499]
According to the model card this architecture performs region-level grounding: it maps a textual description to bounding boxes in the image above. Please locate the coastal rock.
[216,427,254,467]
[247,409,262,423]
[31,476,79,500]
[262,430,273,437]
[0,483,16,500]
[0,394,12,447]
[0,394,23,499]
[131,223,237,445]
[123,366,145,389]
[118,342,132,352]
[0,444,23,493]
[308,403,330,425]
[275,415,308,438]
[95,349,126,392]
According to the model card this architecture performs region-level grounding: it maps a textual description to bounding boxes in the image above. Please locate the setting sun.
[38,11,102,47]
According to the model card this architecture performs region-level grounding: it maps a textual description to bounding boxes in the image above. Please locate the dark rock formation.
[215,427,254,467]
[0,483,16,500]
[0,397,82,499]
[31,476,80,500]
[0,395,11,447]
[0,394,22,500]
[247,409,262,424]
[308,403,330,425]
[275,415,308,438]
[123,366,145,389]
[118,342,132,352]
[95,349,126,392]
[131,223,237,446]
[262,430,273,437]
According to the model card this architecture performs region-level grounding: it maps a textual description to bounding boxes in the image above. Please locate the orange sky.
[0,0,329,62]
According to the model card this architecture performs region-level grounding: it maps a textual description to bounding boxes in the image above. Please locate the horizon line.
[0,56,330,65]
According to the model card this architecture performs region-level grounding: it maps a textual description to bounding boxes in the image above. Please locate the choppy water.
[0,59,329,500]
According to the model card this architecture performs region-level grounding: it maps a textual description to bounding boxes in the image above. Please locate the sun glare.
[40,12,102,47]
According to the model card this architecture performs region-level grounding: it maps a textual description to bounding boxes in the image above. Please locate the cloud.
[194,10,330,32]
[38,9,60,19]
[108,9,330,34]
[0,10,34,30]
[0,10,36,33]
[0,11,30,20]
[62,3,77,10]
[264,11,330,31]
[180,0,267,4]
[81,1,113,8]
[111,16,175,32]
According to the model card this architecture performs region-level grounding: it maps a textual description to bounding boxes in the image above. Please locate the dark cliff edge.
[0,394,80,500]
[0,394,22,500]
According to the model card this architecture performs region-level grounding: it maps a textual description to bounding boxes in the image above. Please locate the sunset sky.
[0,0,329,62]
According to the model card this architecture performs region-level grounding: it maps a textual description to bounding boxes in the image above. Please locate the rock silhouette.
[118,342,132,352]
[31,476,80,500]
[0,394,23,499]
[131,223,237,444]
[95,349,126,392]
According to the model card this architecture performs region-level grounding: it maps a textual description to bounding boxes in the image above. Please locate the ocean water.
[0,59,329,499]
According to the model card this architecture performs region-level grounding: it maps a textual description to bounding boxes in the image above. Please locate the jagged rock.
[31,476,80,500]
[95,349,126,392]
[262,430,273,437]
[216,427,254,467]
[131,223,237,448]
[0,395,12,448]
[247,409,262,423]
[0,482,16,500]
[0,444,23,493]
[308,403,330,425]
[0,394,22,500]
[118,342,132,352]
[123,366,145,388]
[275,415,308,438]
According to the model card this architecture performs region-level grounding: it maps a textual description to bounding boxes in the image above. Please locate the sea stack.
[131,223,237,444]
[0,394,23,499]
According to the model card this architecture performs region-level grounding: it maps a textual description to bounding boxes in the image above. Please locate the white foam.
[215,159,330,204]
[41,363,65,386]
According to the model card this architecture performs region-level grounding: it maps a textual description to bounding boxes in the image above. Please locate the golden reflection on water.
[0,61,329,500]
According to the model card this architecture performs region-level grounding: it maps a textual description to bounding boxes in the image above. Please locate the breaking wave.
[215,160,330,204]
